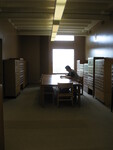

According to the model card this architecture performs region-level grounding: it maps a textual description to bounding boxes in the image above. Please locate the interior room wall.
[19,36,86,84]
[0,40,4,150]
[0,19,19,150]
[74,36,86,69]
[0,84,4,150]
[40,36,49,75]
[85,20,113,59]
[19,36,40,84]
[0,19,19,59]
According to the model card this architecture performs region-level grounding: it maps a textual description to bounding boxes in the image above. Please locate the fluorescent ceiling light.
[51,24,59,41]
[54,0,67,20]
[52,24,59,32]
[54,5,65,20]
[52,32,57,38]
[51,37,55,41]
[51,0,67,41]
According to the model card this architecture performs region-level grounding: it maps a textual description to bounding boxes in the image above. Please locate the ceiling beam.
[63,13,110,20]
[0,1,55,8]
[0,13,54,19]
[17,30,51,36]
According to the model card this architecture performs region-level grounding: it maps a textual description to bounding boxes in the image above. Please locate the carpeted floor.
[3,85,113,150]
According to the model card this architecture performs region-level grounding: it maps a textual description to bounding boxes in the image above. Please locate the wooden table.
[40,74,82,106]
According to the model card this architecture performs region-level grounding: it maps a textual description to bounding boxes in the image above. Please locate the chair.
[57,83,74,106]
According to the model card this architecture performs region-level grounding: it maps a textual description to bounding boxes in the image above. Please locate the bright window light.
[52,49,74,73]
[55,35,74,41]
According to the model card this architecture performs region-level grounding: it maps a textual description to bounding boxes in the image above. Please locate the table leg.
[78,85,81,106]
[40,86,44,107]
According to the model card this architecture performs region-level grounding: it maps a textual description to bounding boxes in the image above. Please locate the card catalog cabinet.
[88,57,104,96]
[95,58,113,107]
[83,63,88,93]
[88,57,94,93]
[20,58,27,88]
[77,60,84,77]
[3,59,20,97]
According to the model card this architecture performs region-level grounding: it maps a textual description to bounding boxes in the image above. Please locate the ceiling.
[0,0,113,37]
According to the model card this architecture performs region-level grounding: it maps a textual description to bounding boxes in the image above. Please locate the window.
[52,49,74,73]
[55,35,74,41]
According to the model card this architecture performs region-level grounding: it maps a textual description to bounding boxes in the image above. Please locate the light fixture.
[54,0,67,20]
[52,24,59,33]
[51,21,59,41]
[51,0,67,41]
[51,25,59,41]
[51,31,57,41]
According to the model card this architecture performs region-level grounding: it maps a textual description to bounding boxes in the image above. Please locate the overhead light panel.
[51,25,59,41]
[54,0,67,20]
[52,24,59,33]
[51,0,67,41]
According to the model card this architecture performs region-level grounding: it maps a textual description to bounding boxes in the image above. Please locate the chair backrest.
[57,83,74,106]
[58,83,73,94]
